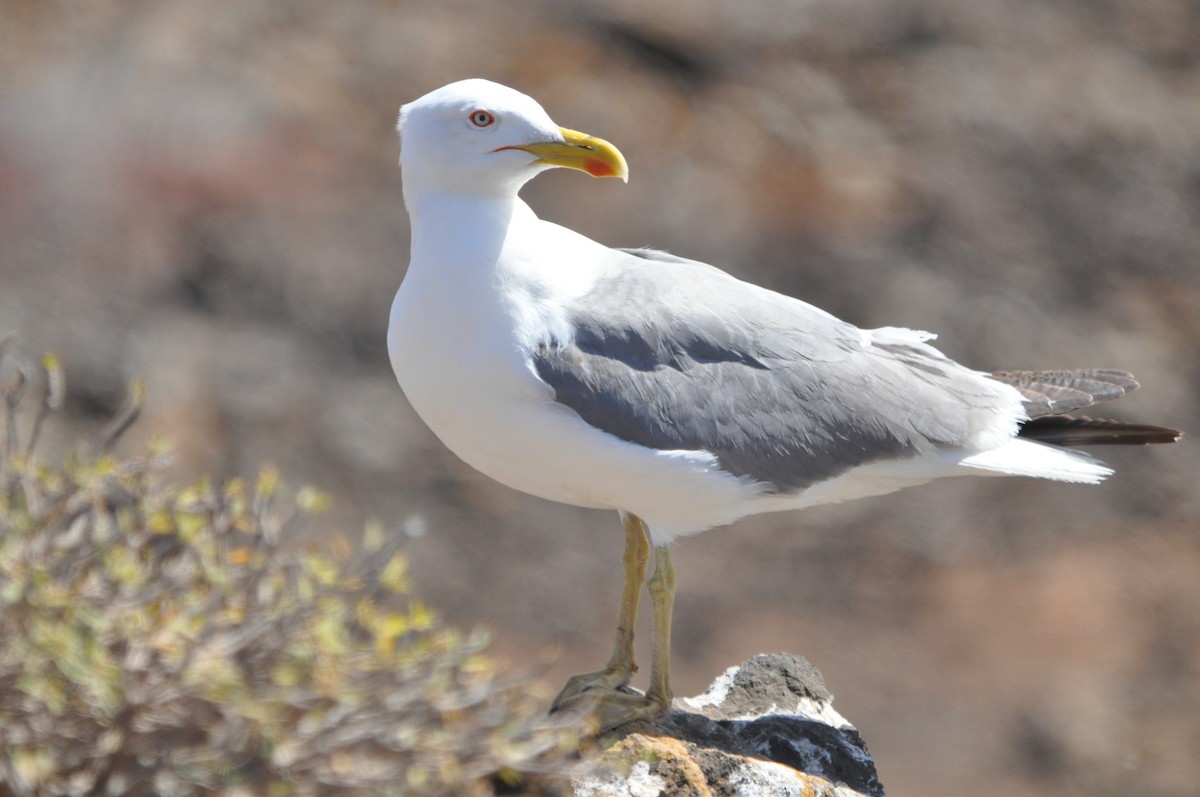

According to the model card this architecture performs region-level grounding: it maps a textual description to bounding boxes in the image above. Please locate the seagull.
[387,79,1180,730]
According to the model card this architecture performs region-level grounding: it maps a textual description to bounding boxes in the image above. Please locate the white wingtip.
[956,439,1113,484]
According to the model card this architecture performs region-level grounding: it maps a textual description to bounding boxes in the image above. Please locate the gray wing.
[533,249,1019,493]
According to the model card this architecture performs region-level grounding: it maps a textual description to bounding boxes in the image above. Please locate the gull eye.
[469,109,496,128]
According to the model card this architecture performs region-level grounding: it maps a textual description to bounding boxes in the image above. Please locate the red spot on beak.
[585,159,616,178]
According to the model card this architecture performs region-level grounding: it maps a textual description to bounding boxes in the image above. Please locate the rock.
[572,653,884,797]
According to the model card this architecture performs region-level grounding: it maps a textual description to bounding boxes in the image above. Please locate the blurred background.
[2,1,1197,794]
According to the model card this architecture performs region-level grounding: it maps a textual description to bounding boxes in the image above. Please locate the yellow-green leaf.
[296,486,333,515]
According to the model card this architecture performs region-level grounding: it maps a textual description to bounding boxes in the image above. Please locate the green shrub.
[0,342,574,796]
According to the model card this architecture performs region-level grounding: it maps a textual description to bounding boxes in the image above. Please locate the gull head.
[397,79,628,200]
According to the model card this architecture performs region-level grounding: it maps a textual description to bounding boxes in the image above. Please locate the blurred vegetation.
[0,340,574,797]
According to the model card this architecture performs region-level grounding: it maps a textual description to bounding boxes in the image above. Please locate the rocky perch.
[571,653,883,797]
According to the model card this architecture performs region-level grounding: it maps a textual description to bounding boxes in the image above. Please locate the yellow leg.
[552,512,649,705]
[551,513,676,731]
[606,512,652,677]
[643,544,675,712]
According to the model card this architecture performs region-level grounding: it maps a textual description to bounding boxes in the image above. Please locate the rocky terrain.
[2,2,1197,795]
[573,654,885,797]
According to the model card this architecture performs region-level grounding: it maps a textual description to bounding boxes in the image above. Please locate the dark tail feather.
[990,369,1141,417]
[1019,415,1182,447]
[993,368,1182,446]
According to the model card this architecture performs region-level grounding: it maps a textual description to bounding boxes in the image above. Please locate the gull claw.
[550,680,669,732]
[551,668,631,712]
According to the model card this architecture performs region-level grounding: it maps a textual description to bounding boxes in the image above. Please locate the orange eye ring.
[469,110,496,128]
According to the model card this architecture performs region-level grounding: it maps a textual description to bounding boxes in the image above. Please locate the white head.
[397,79,627,201]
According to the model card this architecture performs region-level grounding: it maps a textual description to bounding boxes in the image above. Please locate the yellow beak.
[498,127,629,182]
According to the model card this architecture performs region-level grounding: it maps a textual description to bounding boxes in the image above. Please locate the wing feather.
[534,250,1020,492]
